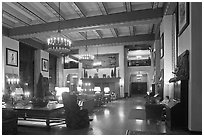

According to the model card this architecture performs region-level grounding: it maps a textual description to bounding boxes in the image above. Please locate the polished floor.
[17,95,193,135]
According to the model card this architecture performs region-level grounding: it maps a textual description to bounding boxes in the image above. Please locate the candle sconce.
[6,73,20,85]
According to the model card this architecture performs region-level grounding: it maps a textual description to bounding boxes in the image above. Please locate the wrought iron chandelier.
[93,47,102,67]
[47,2,71,54]
[79,32,94,62]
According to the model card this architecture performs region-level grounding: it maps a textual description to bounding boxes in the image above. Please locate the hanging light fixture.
[47,2,71,55]
[93,47,102,67]
[79,31,94,62]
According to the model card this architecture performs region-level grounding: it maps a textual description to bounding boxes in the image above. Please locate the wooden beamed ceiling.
[2,2,170,54]
[9,8,163,38]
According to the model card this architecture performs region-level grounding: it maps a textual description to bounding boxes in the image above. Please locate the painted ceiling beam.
[46,2,66,20]
[19,38,47,50]
[16,2,47,23]
[110,28,118,37]
[3,11,30,26]
[18,2,49,22]
[124,2,132,12]
[2,3,32,25]
[17,33,154,52]
[70,2,86,17]
[78,32,87,40]
[97,2,118,38]
[72,34,155,47]
[9,8,163,38]
[95,30,103,38]
[3,26,10,36]
[97,2,108,15]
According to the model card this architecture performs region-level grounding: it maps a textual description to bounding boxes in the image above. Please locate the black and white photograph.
[2,2,202,135]
[6,48,18,67]
[42,58,49,72]
[178,2,189,36]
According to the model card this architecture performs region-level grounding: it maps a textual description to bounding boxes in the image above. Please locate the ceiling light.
[79,32,94,62]
[93,47,102,67]
[47,2,71,55]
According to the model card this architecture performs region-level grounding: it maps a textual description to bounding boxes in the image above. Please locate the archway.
[129,71,148,96]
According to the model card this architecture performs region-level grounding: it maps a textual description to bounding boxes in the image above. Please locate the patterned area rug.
[128,109,146,120]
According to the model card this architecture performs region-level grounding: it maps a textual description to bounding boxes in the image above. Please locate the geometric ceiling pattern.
[2,2,170,56]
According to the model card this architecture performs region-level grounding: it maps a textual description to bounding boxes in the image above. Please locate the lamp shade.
[94,87,101,93]
[55,87,69,96]
[104,87,110,93]
[77,86,82,92]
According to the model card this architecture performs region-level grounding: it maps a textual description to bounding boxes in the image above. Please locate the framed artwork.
[178,2,189,36]
[6,48,18,67]
[160,33,164,59]
[42,58,49,72]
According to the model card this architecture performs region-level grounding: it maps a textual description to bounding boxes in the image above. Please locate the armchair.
[2,109,18,135]
[62,92,90,129]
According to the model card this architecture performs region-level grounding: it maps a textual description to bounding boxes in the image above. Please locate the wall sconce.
[24,91,30,98]
[7,77,20,85]
[6,74,20,85]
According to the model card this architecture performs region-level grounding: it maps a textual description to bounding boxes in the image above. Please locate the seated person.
[160,96,170,105]
[62,92,92,129]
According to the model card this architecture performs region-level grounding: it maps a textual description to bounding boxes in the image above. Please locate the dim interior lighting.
[135,106,143,109]
[55,87,69,96]
[78,80,82,86]
[104,109,110,116]
[93,61,102,66]
[72,75,78,78]
[135,119,144,125]
[94,87,101,94]
[119,79,123,87]
[24,91,30,97]
[11,92,15,97]
[136,56,142,59]
[104,87,110,94]
[77,86,82,92]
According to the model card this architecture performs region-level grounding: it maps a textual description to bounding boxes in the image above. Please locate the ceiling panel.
[99,29,115,38]
[16,2,49,23]
[117,26,130,37]
[75,2,101,17]
[9,2,36,20]
[131,2,152,11]
[134,24,152,35]
[105,2,126,14]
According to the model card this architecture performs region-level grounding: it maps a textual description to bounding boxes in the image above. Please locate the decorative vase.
[111,69,114,77]
[113,66,116,77]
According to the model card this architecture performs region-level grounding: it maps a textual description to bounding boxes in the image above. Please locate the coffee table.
[3,103,65,127]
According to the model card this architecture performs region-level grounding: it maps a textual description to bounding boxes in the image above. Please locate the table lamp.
[94,87,101,94]
[104,87,110,94]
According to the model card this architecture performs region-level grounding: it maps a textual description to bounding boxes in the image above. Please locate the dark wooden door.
[130,82,147,95]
